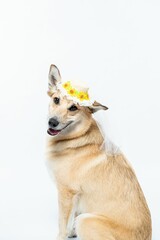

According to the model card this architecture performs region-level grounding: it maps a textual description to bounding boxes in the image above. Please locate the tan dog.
[46,65,152,240]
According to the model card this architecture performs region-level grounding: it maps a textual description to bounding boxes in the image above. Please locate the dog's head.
[47,65,108,138]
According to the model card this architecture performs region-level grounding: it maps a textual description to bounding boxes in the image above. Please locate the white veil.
[93,112,121,156]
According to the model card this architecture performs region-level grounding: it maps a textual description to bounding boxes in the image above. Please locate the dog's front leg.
[56,184,75,240]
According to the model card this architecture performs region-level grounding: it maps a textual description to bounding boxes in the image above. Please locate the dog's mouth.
[47,128,61,136]
[47,122,73,136]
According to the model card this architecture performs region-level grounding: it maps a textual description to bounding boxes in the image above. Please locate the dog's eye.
[68,105,78,111]
[53,97,60,105]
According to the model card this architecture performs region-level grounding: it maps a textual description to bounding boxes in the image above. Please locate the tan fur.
[46,65,152,240]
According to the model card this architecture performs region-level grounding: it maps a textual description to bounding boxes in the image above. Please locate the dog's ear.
[88,101,108,113]
[48,65,61,95]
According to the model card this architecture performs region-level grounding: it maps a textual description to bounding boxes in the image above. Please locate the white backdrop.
[0,0,160,239]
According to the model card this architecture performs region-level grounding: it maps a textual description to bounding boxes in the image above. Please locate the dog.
[46,64,152,240]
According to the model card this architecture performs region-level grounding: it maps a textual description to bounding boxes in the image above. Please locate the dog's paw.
[68,228,77,238]
[68,234,77,238]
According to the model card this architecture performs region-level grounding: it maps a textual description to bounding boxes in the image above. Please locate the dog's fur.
[46,65,152,240]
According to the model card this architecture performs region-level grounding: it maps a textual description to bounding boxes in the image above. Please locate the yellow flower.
[69,88,76,96]
[63,81,71,90]
[77,92,89,101]
[79,94,84,100]
[84,93,89,100]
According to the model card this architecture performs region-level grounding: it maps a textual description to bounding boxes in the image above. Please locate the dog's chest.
[47,148,86,189]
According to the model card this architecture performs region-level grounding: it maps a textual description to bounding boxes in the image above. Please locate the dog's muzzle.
[47,118,73,136]
[47,118,61,136]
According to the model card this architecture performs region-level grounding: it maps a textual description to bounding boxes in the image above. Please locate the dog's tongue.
[47,128,61,136]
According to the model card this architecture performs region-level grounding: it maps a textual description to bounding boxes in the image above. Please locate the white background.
[0,0,160,239]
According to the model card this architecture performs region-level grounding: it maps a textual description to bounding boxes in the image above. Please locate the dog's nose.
[48,118,59,128]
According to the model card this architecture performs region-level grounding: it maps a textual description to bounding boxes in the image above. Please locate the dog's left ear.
[48,64,61,95]
[88,101,108,113]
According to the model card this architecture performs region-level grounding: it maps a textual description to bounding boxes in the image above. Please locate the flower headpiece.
[57,80,93,106]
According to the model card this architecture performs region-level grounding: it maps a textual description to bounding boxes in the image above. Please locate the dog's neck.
[47,119,104,153]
